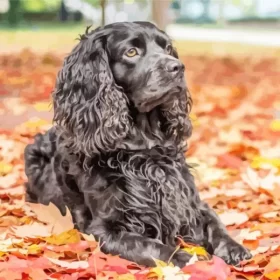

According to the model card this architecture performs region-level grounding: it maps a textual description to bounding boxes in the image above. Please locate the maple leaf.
[0,161,13,176]
[265,270,280,280]
[218,210,249,226]
[88,251,138,275]
[29,269,51,280]
[242,167,280,201]
[263,254,280,279]
[33,101,51,112]
[11,222,52,238]
[27,244,43,255]
[44,229,81,245]
[269,120,280,132]
[216,153,244,170]
[26,202,74,235]
[47,257,89,269]
[0,255,53,273]
[177,237,209,259]
[181,256,233,280]
[0,215,20,227]
[1,52,280,280]
[0,172,18,189]
[0,270,22,280]
[44,240,94,253]
[250,156,280,171]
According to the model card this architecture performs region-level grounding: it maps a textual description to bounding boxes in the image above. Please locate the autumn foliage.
[0,49,279,280]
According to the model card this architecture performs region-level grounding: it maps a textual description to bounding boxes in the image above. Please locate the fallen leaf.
[47,257,89,269]
[33,102,51,112]
[216,153,244,169]
[11,223,51,238]
[269,120,280,132]
[44,229,81,245]
[182,256,232,280]
[26,202,74,235]
[219,210,249,226]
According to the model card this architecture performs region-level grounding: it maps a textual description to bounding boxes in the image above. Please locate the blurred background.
[0,3,280,276]
[1,0,280,54]
[0,0,279,149]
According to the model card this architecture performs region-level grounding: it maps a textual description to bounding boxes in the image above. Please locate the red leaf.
[216,153,244,169]
[182,256,233,280]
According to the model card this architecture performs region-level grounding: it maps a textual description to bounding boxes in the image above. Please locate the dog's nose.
[165,60,184,74]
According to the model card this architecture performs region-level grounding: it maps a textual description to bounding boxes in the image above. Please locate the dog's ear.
[161,89,193,145]
[53,27,131,156]
[160,43,193,144]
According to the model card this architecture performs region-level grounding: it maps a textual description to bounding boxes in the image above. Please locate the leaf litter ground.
[0,50,279,280]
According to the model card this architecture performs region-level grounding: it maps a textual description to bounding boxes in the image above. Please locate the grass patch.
[0,21,87,31]
[1,22,280,57]
[174,40,280,57]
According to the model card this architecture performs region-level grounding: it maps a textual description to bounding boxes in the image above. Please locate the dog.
[24,21,252,267]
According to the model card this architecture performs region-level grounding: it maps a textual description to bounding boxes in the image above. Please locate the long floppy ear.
[161,89,193,144]
[53,27,131,156]
[160,44,193,145]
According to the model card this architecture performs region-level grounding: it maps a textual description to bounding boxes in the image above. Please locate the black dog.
[24,22,251,267]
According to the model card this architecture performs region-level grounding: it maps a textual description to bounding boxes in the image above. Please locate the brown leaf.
[26,202,74,235]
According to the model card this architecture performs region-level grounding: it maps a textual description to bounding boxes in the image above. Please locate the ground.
[0,28,279,280]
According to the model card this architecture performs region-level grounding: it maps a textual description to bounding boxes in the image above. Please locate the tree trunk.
[152,0,171,31]
[7,0,22,27]
[100,0,106,26]
[59,0,69,22]
[201,0,210,19]
[218,0,226,26]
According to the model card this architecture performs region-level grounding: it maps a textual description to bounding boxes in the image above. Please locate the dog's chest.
[111,152,201,243]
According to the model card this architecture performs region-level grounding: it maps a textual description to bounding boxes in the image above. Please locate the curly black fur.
[24,21,251,267]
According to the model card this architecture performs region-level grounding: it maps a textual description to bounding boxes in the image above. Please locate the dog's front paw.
[214,237,252,266]
[170,250,193,268]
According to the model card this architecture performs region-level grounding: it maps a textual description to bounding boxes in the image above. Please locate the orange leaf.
[242,239,259,250]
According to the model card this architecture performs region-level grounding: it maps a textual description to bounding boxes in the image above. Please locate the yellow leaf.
[27,244,42,255]
[177,237,208,258]
[270,120,280,132]
[0,162,13,176]
[189,113,199,127]
[265,269,280,280]
[44,229,80,245]
[33,102,51,112]
[118,274,136,280]
[182,246,208,257]
[23,118,50,129]
[251,156,280,170]
[146,257,172,280]
[19,216,34,224]
[146,267,163,280]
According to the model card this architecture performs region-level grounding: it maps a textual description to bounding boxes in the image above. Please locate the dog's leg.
[201,203,252,265]
[24,130,88,231]
[86,217,193,268]
[24,131,65,211]
[181,165,251,265]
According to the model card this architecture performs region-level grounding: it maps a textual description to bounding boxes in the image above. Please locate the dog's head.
[107,22,186,113]
[53,22,192,156]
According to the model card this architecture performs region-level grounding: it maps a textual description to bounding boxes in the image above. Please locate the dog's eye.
[126,48,138,57]
[166,44,172,54]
